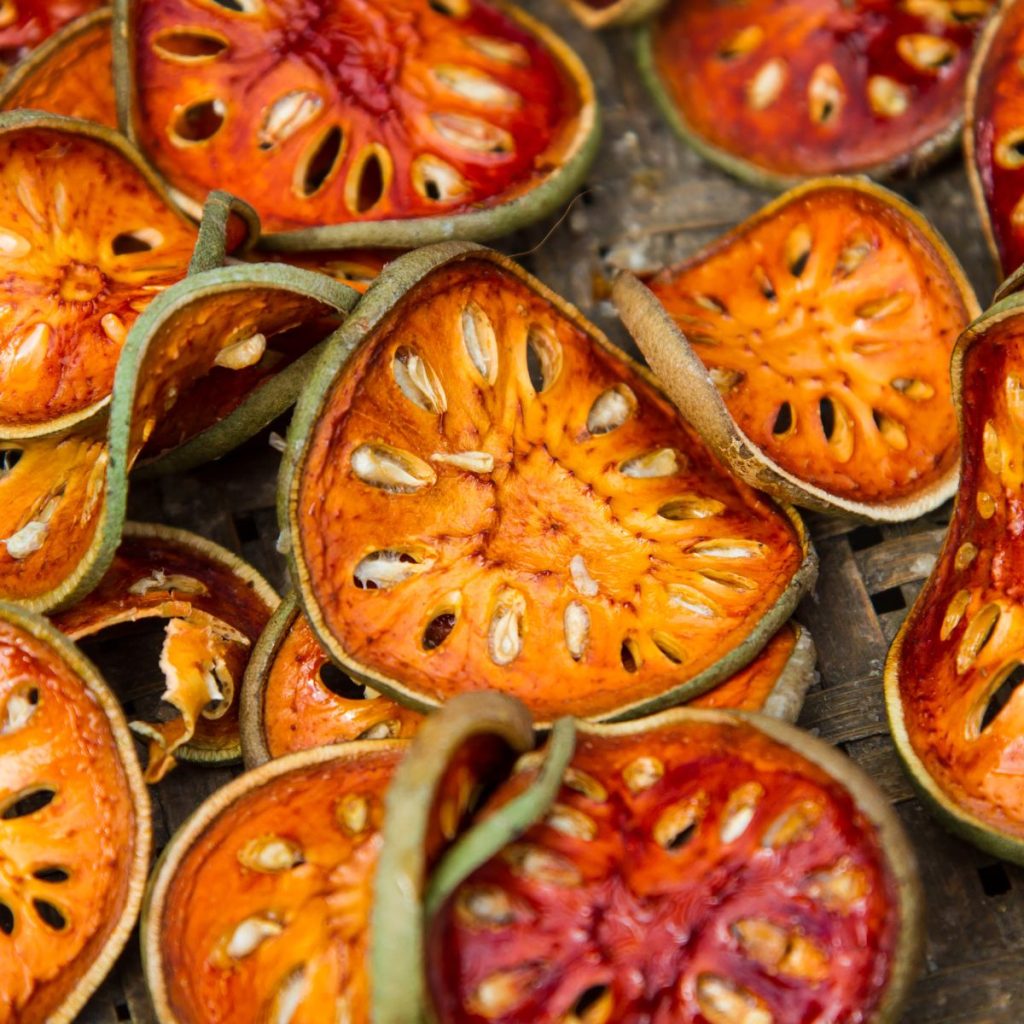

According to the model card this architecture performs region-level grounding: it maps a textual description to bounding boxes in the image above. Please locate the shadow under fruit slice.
[0,110,197,438]
[0,603,150,1024]
[0,8,115,126]
[426,708,922,1024]
[53,523,278,783]
[283,242,816,726]
[240,593,423,768]
[637,0,994,188]
[114,0,599,249]
[885,292,1024,863]
[0,0,102,74]
[615,178,979,521]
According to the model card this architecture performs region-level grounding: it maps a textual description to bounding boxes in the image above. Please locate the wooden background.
[80,4,1019,1021]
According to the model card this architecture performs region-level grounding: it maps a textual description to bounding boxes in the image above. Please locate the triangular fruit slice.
[0,603,149,1023]
[886,290,1024,864]
[426,708,923,1024]
[615,178,979,521]
[638,0,995,186]
[283,242,816,726]
[114,0,598,248]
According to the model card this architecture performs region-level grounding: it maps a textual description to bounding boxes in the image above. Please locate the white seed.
[466,35,529,65]
[546,803,597,841]
[1,691,36,735]
[337,793,370,835]
[412,154,470,202]
[433,65,519,107]
[897,33,956,73]
[270,968,307,1024]
[259,90,322,148]
[690,539,765,559]
[431,451,494,473]
[808,63,844,124]
[587,385,636,435]
[503,844,581,886]
[238,835,304,873]
[461,303,499,383]
[0,228,30,257]
[761,800,822,848]
[867,76,909,117]
[455,884,518,927]
[467,966,540,1018]
[128,571,209,597]
[357,720,400,740]
[431,112,513,153]
[226,915,283,958]
[622,756,663,794]
[658,496,726,520]
[564,601,590,660]
[393,349,447,413]
[350,443,436,493]
[709,367,744,395]
[215,333,266,370]
[697,974,773,1024]
[569,555,599,597]
[4,520,48,560]
[268,432,288,453]
[276,530,291,555]
[353,549,433,589]
[667,585,718,618]
[747,58,787,110]
[720,803,757,844]
[619,448,679,478]
[489,590,525,666]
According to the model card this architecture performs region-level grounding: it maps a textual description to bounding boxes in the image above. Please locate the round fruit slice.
[114,0,599,248]
[427,708,923,1024]
[52,522,278,783]
[614,178,979,521]
[885,291,1024,863]
[966,0,1024,281]
[559,0,665,31]
[638,0,994,187]
[0,110,198,438]
[283,242,816,726]
[0,0,102,74]
[0,602,150,1024]
[240,593,423,768]
[0,9,115,125]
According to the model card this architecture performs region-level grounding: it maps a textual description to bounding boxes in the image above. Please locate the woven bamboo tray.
[80,5,1019,1021]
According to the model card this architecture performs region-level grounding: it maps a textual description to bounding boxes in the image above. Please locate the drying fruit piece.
[283,242,816,725]
[886,292,1024,863]
[256,249,396,295]
[615,178,979,521]
[0,9,115,125]
[0,110,197,437]
[0,0,102,74]
[967,0,1024,280]
[0,603,149,1024]
[638,0,994,187]
[240,593,423,768]
[427,708,922,1024]
[114,0,599,248]
[558,0,666,31]
[53,523,277,783]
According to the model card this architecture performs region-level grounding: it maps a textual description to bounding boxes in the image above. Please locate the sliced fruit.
[638,0,994,187]
[0,602,150,1024]
[427,708,923,1024]
[966,0,1024,280]
[0,9,115,125]
[283,242,816,726]
[240,593,423,768]
[255,248,397,294]
[0,110,196,438]
[0,0,102,74]
[52,522,278,783]
[885,292,1024,863]
[558,0,666,31]
[114,0,599,248]
[615,178,979,521]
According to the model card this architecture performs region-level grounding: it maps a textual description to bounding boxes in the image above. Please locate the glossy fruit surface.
[886,293,1024,863]
[0,603,149,1024]
[615,178,978,520]
[284,243,815,725]
[115,0,598,247]
[639,0,994,187]
[0,0,102,73]
[53,523,278,782]
[428,709,922,1024]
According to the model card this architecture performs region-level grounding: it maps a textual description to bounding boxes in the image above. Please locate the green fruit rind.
[188,190,260,273]
[371,692,537,1024]
[282,241,817,725]
[0,601,152,1024]
[759,622,817,723]
[634,22,963,192]
[112,0,601,249]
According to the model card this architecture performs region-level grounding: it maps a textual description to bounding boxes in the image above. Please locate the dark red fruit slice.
[639,0,994,187]
[0,0,101,73]
[116,0,598,246]
[428,709,922,1024]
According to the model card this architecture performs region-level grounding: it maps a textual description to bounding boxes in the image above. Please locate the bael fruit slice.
[283,242,816,726]
[638,0,994,188]
[0,110,197,438]
[0,8,115,125]
[114,0,599,249]
[0,602,150,1023]
[52,522,278,783]
[255,249,396,295]
[558,0,666,31]
[426,708,923,1024]
[0,0,102,74]
[615,178,979,521]
[966,0,1024,281]
[240,593,423,768]
[885,292,1024,863]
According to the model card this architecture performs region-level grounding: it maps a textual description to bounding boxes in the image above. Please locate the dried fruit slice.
[427,709,923,1024]
[255,249,396,295]
[0,603,149,1024]
[558,0,666,31]
[283,243,816,726]
[615,178,979,521]
[0,111,197,437]
[0,9,115,125]
[966,0,1024,280]
[53,523,278,782]
[114,0,599,248]
[240,593,423,768]
[638,0,994,187]
[0,0,102,73]
[885,292,1024,862]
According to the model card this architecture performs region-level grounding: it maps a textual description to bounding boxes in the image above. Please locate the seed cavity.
[619,448,680,478]
[620,637,641,673]
[269,967,306,1024]
[429,0,470,14]
[564,768,608,803]
[978,663,1024,733]
[983,420,1001,475]
[694,294,727,315]
[170,98,225,144]
[955,543,978,571]
[128,571,209,597]
[489,589,525,666]
[874,411,908,451]
[466,35,529,65]
[566,985,613,1024]
[215,332,266,370]
[772,401,794,436]
[455,884,519,928]
[33,867,69,884]
[654,793,707,850]
[237,835,304,873]
[784,224,813,277]
[467,964,543,1019]
[835,237,873,276]
[546,803,597,841]
[731,919,828,981]
[353,549,432,589]
[346,143,390,214]
[357,719,401,741]
[891,376,934,401]
[569,554,599,598]
[941,589,972,640]
[433,65,519,107]
[297,125,344,197]
[587,384,636,435]
[697,975,773,1024]
[412,154,470,202]
[564,602,590,661]
[761,800,822,847]
[710,367,744,395]
[392,347,447,414]
[317,663,364,700]
[432,112,513,153]
[651,631,685,664]
[258,90,322,149]
[698,570,756,592]
[1,685,38,735]
[33,900,66,931]
[153,28,229,62]
[350,443,436,493]
[336,793,370,836]
[718,25,764,59]
[805,856,869,910]
[525,325,562,394]
[423,606,458,651]
[225,914,282,958]
[622,755,663,794]
[720,782,763,843]
[808,63,844,124]
[820,396,854,463]
[2,786,56,820]
[956,603,1000,674]
[691,539,765,559]
[977,490,996,519]
[503,844,581,886]
[897,33,957,72]
[0,903,12,935]
[867,75,909,117]
[667,584,720,618]
[747,58,787,110]
[462,302,499,383]
[658,496,726,520]
[431,451,494,473]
